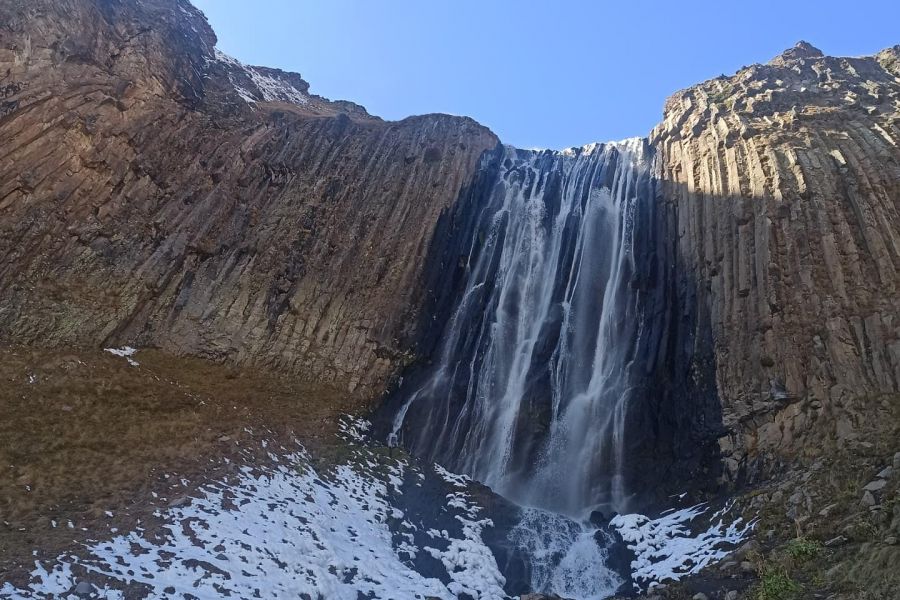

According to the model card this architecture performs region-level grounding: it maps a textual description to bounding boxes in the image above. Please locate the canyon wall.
[1,1,898,493]
[653,42,900,483]
[0,0,497,397]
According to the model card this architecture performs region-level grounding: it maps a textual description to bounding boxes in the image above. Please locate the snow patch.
[3,436,507,599]
[213,48,309,106]
[611,502,755,590]
[104,346,139,366]
[426,463,506,598]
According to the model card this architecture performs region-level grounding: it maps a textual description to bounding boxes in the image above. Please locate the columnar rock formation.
[1,0,898,496]
[652,42,900,482]
[0,0,497,396]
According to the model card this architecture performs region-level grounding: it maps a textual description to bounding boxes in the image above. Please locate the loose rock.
[861,490,877,507]
[864,479,887,492]
[73,581,96,597]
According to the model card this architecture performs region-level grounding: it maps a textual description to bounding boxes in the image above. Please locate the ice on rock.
[213,48,309,107]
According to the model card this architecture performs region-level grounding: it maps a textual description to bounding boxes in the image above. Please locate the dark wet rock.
[73,580,96,597]
[589,510,610,528]
[602,525,636,594]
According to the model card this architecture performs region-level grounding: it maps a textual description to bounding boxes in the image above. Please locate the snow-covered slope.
[2,418,507,600]
[2,415,752,600]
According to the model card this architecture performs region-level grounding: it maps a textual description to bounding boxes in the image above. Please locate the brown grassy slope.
[0,345,357,580]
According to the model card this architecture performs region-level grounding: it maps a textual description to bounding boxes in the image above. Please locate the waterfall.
[392,139,658,518]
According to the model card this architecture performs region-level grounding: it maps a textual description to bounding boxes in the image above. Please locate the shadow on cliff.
[373,144,728,514]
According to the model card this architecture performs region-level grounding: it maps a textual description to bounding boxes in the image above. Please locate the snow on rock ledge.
[213,48,310,106]
[611,502,756,591]
[103,346,139,366]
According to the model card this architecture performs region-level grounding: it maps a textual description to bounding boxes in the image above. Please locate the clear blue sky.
[192,0,899,149]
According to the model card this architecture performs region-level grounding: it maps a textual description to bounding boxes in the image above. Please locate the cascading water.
[385,138,728,599]
[392,139,656,518]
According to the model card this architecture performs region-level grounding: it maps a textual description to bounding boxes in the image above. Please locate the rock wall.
[2,0,898,488]
[0,0,498,396]
[653,42,900,483]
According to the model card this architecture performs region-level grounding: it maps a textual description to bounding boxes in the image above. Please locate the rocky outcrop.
[1,1,897,493]
[652,42,900,483]
[0,0,497,396]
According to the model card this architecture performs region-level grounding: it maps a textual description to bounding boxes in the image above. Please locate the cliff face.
[2,1,898,490]
[0,0,498,396]
[653,42,900,483]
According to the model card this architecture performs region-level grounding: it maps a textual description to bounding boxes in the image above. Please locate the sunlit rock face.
[0,0,497,399]
[387,140,723,517]
[652,42,900,484]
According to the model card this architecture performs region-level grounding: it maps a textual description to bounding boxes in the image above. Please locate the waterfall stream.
[392,139,656,519]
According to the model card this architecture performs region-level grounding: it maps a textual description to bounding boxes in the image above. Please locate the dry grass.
[0,345,360,582]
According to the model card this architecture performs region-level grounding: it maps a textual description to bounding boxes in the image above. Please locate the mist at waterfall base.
[376,139,733,598]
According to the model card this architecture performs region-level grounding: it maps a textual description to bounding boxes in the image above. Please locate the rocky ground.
[606,398,900,600]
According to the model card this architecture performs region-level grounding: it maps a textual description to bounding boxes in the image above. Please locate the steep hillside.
[0,0,498,398]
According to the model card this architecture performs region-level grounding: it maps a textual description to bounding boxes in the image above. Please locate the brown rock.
[651,41,900,485]
[0,0,497,399]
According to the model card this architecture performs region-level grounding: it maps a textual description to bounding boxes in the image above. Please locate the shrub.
[754,564,800,600]
[785,537,822,561]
